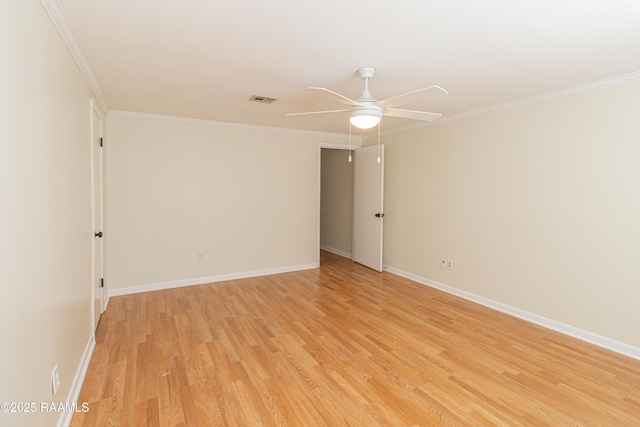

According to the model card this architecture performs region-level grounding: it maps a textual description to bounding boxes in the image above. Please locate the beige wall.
[106,113,348,290]
[374,81,640,348]
[320,148,353,256]
[0,1,98,425]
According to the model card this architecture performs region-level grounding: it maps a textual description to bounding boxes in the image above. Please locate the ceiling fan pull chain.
[377,121,381,164]
[348,121,352,162]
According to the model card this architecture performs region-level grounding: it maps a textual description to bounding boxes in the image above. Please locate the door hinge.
[100,137,103,147]
[100,278,104,288]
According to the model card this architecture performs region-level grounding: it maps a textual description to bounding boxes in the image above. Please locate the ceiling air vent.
[249,95,277,104]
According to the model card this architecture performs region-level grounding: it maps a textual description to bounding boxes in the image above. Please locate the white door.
[91,105,104,331]
[353,144,384,271]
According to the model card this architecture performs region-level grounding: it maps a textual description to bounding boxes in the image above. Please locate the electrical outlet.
[198,252,205,262]
[51,365,60,395]
[440,258,447,268]
[447,259,454,269]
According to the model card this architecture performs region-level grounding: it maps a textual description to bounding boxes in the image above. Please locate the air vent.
[249,95,277,104]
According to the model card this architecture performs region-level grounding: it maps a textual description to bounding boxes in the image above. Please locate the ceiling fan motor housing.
[351,107,382,119]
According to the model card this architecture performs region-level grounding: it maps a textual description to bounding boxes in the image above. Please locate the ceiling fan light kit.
[286,66,447,130]
[350,108,382,129]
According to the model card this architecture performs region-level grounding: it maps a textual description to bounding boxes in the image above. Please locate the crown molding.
[108,110,359,142]
[381,70,640,136]
[40,0,109,114]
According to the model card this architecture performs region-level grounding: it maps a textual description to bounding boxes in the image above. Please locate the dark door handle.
[94,232,103,238]
[374,213,385,218]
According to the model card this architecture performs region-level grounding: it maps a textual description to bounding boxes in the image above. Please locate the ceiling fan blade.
[308,87,361,106]
[285,109,349,117]
[384,108,442,121]
[380,85,448,108]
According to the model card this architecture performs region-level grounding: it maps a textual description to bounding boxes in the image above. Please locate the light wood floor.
[72,251,640,426]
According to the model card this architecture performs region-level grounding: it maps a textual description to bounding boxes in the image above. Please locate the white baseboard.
[108,262,318,297]
[56,334,96,427]
[320,245,352,259]
[384,266,640,361]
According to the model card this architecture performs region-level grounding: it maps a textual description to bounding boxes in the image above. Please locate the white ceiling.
[60,0,640,135]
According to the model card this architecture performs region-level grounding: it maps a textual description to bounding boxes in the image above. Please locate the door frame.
[90,98,105,334]
[316,141,361,266]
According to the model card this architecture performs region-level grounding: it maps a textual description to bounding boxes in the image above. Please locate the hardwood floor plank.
[71,251,640,426]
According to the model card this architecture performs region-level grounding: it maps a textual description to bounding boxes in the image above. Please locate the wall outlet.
[440,258,447,268]
[51,365,60,395]
[447,259,454,269]
[198,252,205,262]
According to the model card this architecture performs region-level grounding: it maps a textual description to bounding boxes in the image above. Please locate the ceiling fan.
[286,67,447,129]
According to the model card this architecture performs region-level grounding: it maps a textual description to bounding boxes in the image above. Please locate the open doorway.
[319,147,354,263]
